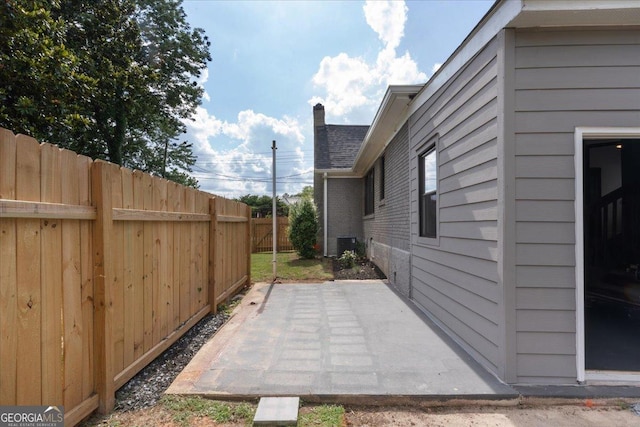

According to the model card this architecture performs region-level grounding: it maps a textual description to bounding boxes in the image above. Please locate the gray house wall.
[325,178,364,257]
[512,28,640,384]
[363,123,411,296]
[314,172,325,254]
[408,35,503,375]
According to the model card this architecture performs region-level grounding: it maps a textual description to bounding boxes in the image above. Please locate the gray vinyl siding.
[513,28,640,384]
[363,124,411,294]
[408,36,501,374]
[325,178,363,257]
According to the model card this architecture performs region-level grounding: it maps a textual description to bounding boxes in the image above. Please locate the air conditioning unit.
[337,237,357,257]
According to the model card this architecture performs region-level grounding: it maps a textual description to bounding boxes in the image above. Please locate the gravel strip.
[114,310,229,412]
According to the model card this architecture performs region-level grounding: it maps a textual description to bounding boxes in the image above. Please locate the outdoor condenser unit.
[337,237,357,257]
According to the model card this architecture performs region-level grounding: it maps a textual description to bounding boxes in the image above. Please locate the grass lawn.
[252,251,334,282]
[91,396,346,427]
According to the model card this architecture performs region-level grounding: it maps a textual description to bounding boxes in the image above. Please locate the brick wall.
[363,123,410,250]
[363,123,411,294]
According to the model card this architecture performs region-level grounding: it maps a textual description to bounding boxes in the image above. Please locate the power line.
[192,171,312,183]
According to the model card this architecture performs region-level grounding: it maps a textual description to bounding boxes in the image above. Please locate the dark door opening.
[584,140,640,371]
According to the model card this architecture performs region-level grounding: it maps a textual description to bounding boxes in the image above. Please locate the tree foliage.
[236,194,289,218]
[295,185,314,201]
[0,0,210,187]
[288,198,318,260]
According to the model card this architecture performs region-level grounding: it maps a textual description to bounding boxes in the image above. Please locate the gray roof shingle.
[314,124,369,170]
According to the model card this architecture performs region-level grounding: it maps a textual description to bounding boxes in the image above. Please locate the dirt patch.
[343,404,640,426]
[84,402,640,426]
[332,257,387,280]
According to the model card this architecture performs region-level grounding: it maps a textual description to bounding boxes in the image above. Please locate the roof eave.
[511,0,640,27]
[409,0,640,117]
[352,85,422,176]
[345,0,640,176]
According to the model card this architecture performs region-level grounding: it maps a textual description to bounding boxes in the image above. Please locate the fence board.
[179,188,191,323]
[121,168,135,370]
[131,171,145,361]
[15,135,42,404]
[77,155,94,403]
[186,189,197,317]
[142,173,153,354]
[169,181,181,332]
[0,129,17,404]
[0,128,250,424]
[40,143,64,405]
[0,200,96,219]
[157,178,169,342]
[60,148,83,409]
[111,166,125,377]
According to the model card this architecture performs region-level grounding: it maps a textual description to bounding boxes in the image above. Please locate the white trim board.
[574,126,640,384]
[587,370,640,384]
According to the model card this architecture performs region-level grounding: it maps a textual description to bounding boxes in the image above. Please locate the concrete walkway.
[167,281,518,403]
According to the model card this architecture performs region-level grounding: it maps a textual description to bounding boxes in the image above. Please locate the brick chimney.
[313,103,325,128]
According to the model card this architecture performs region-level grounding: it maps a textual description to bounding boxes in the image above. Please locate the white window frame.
[415,134,440,246]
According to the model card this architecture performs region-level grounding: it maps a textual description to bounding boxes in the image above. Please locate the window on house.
[419,146,437,238]
[364,167,375,216]
[380,155,385,201]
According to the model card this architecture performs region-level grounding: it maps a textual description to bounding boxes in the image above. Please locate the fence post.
[245,204,252,286]
[92,161,116,413]
[250,218,254,253]
[208,197,218,314]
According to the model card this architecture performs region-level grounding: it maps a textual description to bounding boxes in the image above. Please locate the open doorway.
[584,139,640,371]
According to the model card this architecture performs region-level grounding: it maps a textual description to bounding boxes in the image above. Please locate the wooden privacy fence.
[251,217,293,253]
[0,128,251,426]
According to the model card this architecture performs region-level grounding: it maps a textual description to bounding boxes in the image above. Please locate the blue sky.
[181,0,494,198]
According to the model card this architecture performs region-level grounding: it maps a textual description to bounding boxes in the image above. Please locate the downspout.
[407,117,413,301]
[323,172,328,257]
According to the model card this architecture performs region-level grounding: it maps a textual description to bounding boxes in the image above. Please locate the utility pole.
[272,140,277,282]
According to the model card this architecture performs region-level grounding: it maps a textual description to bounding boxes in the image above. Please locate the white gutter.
[323,172,328,257]
[315,168,359,178]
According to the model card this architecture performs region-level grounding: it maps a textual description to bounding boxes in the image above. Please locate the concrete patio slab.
[167,281,518,404]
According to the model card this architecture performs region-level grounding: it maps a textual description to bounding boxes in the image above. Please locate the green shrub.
[288,197,319,259]
[338,250,357,269]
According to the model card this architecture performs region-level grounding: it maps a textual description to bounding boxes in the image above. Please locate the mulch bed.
[332,257,387,280]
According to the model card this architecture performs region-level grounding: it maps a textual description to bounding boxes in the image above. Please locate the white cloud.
[185,108,309,198]
[309,0,426,122]
[431,62,442,75]
[363,0,407,50]
[196,68,210,102]
[310,53,376,117]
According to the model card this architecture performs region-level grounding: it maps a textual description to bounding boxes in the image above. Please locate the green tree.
[0,1,92,143]
[288,198,318,259]
[0,0,210,188]
[237,194,289,218]
[295,185,314,201]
